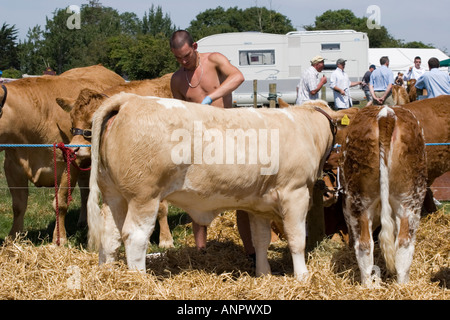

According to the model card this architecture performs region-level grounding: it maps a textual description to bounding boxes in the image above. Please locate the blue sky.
[1,0,449,52]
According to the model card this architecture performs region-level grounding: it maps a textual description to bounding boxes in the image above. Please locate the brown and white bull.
[56,73,174,248]
[0,65,124,244]
[340,105,427,286]
[87,93,341,280]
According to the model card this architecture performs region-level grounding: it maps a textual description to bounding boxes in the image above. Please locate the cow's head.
[56,88,108,161]
[312,105,358,206]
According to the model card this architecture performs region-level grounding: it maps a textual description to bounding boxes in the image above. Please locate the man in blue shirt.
[369,56,395,106]
[415,57,450,99]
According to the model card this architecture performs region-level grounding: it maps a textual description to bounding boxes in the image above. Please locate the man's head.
[170,30,198,71]
[414,56,422,69]
[336,58,346,70]
[380,56,389,66]
[369,64,376,71]
[428,57,440,70]
[311,55,325,72]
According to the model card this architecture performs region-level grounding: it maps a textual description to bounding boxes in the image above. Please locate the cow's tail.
[377,106,397,274]
[87,93,127,251]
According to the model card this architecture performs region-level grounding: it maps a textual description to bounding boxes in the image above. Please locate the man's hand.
[201,96,212,105]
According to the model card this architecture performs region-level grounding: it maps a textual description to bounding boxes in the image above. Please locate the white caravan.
[197,30,369,107]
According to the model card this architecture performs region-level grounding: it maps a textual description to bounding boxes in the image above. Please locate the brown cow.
[340,105,427,286]
[0,65,124,244]
[392,85,410,105]
[56,73,174,248]
[407,79,417,102]
[329,96,449,230]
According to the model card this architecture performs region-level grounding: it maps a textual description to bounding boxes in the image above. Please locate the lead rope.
[53,143,61,246]
[52,142,91,245]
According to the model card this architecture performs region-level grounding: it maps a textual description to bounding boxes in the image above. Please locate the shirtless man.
[170,30,255,260]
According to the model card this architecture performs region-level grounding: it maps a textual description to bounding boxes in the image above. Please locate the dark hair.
[170,30,194,49]
[428,57,440,69]
[380,56,389,65]
[414,56,421,61]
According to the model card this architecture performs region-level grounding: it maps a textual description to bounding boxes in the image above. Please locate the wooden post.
[253,79,258,108]
[306,180,326,252]
[269,83,276,108]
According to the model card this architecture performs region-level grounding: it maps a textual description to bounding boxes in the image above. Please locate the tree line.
[0,1,434,80]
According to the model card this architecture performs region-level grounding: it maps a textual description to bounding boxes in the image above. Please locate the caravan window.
[321,43,341,51]
[239,50,275,66]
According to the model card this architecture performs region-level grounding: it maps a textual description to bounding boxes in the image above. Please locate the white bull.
[87,93,338,281]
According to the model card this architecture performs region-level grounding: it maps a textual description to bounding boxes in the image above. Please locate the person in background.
[415,57,450,98]
[369,56,395,106]
[295,55,327,105]
[404,56,425,81]
[361,65,376,107]
[169,30,256,262]
[329,58,361,109]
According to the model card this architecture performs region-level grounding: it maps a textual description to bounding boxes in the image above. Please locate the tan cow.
[87,93,343,280]
[56,73,173,160]
[407,79,417,102]
[0,65,124,244]
[56,73,174,248]
[340,106,427,286]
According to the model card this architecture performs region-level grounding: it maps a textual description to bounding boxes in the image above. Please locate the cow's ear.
[56,97,75,112]
[277,98,290,108]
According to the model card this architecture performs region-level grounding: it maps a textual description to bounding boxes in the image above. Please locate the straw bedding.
[0,207,448,300]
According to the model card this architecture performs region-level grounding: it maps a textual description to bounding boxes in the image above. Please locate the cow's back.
[103,73,173,98]
[402,95,450,184]
[60,64,124,88]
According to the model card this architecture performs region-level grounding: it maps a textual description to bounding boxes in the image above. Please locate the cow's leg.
[282,186,310,281]
[4,155,28,238]
[77,170,90,228]
[351,212,375,287]
[394,209,419,284]
[157,200,173,248]
[52,170,78,245]
[98,203,123,264]
[248,214,271,276]
[122,198,159,272]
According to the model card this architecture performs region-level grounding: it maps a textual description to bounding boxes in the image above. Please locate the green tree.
[188,6,295,40]
[17,25,46,75]
[107,34,177,80]
[142,5,178,37]
[305,9,432,48]
[0,23,20,70]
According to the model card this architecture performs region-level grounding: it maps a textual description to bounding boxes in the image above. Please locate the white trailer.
[197,30,369,107]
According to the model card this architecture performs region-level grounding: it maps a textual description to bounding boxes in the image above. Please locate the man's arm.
[310,75,327,95]
[206,52,244,102]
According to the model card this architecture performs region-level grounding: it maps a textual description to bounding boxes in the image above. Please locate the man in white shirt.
[404,56,426,81]
[329,59,362,109]
[295,55,327,105]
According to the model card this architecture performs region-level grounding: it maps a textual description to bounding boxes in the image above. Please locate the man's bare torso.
[171,52,232,108]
